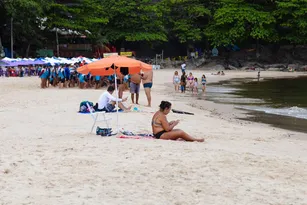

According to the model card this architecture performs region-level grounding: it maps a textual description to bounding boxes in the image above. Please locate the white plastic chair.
[86,103,112,133]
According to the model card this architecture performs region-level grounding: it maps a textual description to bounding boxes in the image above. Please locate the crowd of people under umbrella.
[38,61,124,90]
[0,59,133,98]
[1,56,153,108]
[0,57,117,89]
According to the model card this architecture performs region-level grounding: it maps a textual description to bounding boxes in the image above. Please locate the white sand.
[0,70,307,205]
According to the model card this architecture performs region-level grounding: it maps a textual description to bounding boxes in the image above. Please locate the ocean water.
[204,76,307,133]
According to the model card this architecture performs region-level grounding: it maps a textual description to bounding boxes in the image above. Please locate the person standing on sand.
[180,72,187,93]
[113,73,125,99]
[141,70,153,107]
[181,62,186,73]
[58,66,66,89]
[187,72,194,91]
[173,71,180,91]
[39,66,48,89]
[201,75,206,92]
[64,64,70,88]
[152,101,204,142]
[130,73,141,104]
[193,78,198,94]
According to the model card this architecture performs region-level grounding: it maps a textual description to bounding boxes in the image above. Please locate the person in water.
[201,74,206,92]
[152,101,204,142]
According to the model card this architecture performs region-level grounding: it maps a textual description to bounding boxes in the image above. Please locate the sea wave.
[236,106,307,120]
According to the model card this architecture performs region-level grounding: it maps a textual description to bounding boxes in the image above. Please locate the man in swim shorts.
[141,70,153,107]
[130,73,141,104]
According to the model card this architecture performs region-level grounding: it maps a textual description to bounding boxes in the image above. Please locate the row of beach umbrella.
[0,57,98,67]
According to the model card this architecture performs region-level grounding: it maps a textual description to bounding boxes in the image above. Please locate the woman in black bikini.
[152,101,204,142]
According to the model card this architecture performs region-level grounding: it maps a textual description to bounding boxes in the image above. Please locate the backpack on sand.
[79,101,94,113]
[96,127,113,136]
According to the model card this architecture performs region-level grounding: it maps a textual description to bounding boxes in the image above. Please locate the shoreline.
[160,69,307,137]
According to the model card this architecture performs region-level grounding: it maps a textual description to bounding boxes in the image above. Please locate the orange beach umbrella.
[77,55,152,134]
[77,55,152,76]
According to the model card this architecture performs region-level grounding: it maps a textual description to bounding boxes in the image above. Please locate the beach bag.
[96,127,113,136]
[79,101,94,113]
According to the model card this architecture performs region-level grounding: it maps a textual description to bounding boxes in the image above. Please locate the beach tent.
[0,60,8,65]
[2,57,14,62]
[77,55,152,133]
[1,57,99,66]
[32,60,47,65]
[4,60,32,67]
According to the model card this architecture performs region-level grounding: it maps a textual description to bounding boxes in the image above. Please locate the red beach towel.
[117,135,155,140]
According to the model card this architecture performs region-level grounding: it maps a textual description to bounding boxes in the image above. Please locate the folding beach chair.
[86,103,111,133]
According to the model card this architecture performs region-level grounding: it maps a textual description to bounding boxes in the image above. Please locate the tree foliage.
[100,0,167,42]
[274,0,307,44]
[205,0,276,46]
[0,0,52,56]
[163,0,211,43]
[45,0,108,33]
[1,0,307,56]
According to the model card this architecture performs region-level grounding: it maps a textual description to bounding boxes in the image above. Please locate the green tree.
[45,0,108,34]
[100,0,167,42]
[206,0,276,46]
[163,0,211,43]
[274,0,307,44]
[0,0,52,57]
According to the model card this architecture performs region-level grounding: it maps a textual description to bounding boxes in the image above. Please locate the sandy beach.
[0,70,307,205]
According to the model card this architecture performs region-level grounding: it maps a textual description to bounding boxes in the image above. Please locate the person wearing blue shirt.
[95,75,101,89]
[78,73,85,89]
[108,74,115,83]
[46,67,51,87]
[50,69,54,86]
[58,67,66,88]
[64,64,70,87]
[40,67,49,88]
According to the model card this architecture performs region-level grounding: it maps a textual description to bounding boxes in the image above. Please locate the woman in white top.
[173,71,180,91]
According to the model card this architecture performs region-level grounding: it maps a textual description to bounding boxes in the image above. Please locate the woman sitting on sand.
[152,101,204,142]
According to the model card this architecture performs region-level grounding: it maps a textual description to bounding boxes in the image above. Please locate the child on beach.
[180,72,186,93]
[173,71,180,91]
[193,78,198,94]
[201,75,206,92]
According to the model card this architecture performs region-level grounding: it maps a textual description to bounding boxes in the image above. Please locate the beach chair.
[86,103,111,133]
